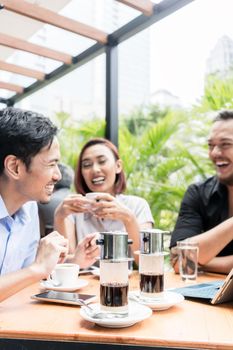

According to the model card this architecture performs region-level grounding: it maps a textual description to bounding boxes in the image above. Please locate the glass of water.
[177,240,199,282]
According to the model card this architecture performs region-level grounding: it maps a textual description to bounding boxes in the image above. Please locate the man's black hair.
[214,110,233,122]
[0,107,58,175]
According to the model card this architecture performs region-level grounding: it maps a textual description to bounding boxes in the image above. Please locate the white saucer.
[79,266,100,275]
[91,268,133,277]
[80,301,152,328]
[40,279,88,292]
[129,291,184,311]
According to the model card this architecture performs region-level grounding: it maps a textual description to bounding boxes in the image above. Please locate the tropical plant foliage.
[53,112,105,169]
[196,74,233,112]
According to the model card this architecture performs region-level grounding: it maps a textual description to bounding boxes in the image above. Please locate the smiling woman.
[54,138,154,264]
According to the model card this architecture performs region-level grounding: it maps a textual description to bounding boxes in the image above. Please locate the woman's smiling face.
[81,144,122,194]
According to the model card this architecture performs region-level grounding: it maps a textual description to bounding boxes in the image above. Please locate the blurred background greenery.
[52,75,233,242]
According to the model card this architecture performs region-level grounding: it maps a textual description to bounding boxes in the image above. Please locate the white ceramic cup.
[50,263,80,286]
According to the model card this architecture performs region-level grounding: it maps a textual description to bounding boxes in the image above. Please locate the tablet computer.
[172,268,233,305]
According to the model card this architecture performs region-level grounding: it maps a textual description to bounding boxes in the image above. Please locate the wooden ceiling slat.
[1,0,108,44]
[117,0,154,16]
[0,60,45,80]
[0,81,23,93]
[0,33,72,64]
[0,0,193,109]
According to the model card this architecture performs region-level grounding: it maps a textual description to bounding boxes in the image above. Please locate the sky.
[150,0,233,105]
[1,0,232,114]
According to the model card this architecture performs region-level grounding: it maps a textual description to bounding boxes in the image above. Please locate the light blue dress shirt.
[0,196,40,275]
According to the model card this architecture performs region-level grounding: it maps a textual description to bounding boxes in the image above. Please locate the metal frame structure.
[0,0,195,145]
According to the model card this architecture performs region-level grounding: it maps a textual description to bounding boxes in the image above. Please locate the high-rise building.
[206,35,233,77]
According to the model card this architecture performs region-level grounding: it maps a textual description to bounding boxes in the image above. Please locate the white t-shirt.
[72,194,154,242]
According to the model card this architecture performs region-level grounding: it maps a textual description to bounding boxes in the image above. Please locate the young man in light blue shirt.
[0,107,98,301]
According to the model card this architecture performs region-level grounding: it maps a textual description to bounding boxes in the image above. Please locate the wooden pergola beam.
[0,60,45,80]
[0,33,72,64]
[1,0,108,44]
[117,0,154,16]
[0,81,23,93]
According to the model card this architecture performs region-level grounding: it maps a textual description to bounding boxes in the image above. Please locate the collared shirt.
[170,176,233,256]
[0,196,40,275]
[72,194,154,242]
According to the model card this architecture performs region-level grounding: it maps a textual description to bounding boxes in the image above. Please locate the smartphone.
[31,291,96,306]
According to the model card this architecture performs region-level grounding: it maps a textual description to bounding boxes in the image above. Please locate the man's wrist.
[28,263,48,280]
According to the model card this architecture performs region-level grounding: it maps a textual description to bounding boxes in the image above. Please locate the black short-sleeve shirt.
[170,176,233,256]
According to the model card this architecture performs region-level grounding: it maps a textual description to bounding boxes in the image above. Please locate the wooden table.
[0,271,232,350]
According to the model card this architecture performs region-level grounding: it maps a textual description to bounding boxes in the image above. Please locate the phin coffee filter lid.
[140,229,169,254]
[97,231,132,261]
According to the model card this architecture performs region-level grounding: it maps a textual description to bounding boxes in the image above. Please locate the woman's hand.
[92,193,133,224]
[71,233,100,268]
[55,194,94,219]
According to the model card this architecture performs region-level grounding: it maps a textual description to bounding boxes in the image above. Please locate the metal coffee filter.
[140,229,170,254]
[96,231,132,261]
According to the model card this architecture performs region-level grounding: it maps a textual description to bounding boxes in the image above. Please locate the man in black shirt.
[170,110,233,274]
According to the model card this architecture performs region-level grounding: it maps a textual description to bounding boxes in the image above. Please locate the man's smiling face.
[208,119,233,186]
[16,137,61,204]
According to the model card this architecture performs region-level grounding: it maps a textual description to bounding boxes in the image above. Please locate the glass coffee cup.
[100,260,129,313]
[96,231,133,314]
[139,252,164,297]
[139,229,166,298]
